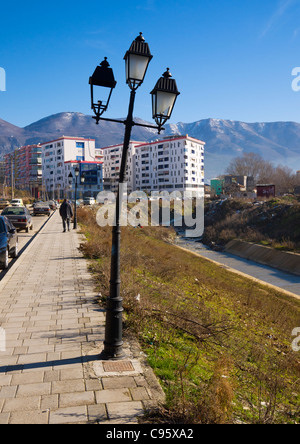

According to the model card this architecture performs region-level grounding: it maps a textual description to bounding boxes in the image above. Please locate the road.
[0,208,55,279]
[174,237,300,298]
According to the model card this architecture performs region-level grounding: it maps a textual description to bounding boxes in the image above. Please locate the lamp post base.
[101,343,126,361]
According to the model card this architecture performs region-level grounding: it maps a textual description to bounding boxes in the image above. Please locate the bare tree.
[226,152,274,183]
[272,166,296,194]
[226,152,297,194]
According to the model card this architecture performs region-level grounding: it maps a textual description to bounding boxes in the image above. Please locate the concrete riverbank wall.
[225,240,300,276]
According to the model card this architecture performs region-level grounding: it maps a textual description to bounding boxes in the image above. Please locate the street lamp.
[151,68,180,129]
[124,32,153,91]
[80,173,85,199]
[89,57,117,125]
[73,166,80,230]
[89,33,180,360]
[68,172,73,200]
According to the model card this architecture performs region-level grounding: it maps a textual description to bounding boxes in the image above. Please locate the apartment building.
[101,141,142,192]
[0,161,5,186]
[135,135,205,194]
[41,136,103,199]
[101,135,205,195]
[4,144,42,198]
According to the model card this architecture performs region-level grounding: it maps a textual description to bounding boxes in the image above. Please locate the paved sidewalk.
[0,211,163,424]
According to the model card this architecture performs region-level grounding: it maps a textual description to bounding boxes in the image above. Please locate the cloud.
[259,0,298,38]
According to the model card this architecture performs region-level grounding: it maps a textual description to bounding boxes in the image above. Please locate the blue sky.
[1,0,300,127]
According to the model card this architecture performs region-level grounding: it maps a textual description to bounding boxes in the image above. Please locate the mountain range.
[1,112,300,179]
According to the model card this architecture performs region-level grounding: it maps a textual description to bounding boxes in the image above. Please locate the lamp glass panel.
[155,91,176,117]
[152,94,156,117]
[126,55,149,82]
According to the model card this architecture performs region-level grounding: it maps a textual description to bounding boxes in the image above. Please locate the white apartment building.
[101,141,142,192]
[101,135,205,194]
[41,136,103,199]
[135,135,205,194]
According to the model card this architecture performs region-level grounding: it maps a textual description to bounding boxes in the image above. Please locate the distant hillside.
[1,112,300,179]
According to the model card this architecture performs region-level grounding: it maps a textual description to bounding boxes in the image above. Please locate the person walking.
[59,199,74,232]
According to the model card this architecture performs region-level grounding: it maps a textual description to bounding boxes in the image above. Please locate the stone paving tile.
[9,410,49,424]
[95,389,132,404]
[16,382,51,398]
[49,406,88,424]
[59,391,95,408]
[87,404,107,423]
[2,396,41,413]
[105,401,144,424]
[0,211,163,424]
[102,376,137,390]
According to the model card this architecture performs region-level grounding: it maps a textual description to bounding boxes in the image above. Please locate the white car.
[83,197,95,205]
[10,199,24,207]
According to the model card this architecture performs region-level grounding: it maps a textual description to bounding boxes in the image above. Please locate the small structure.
[210,178,224,196]
[256,184,275,198]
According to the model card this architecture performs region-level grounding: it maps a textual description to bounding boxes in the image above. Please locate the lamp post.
[73,166,80,230]
[80,173,85,199]
[89,33,180,360]
[68,172,73,200]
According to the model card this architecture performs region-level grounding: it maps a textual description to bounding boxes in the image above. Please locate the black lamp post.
[73,166,80,230]
[68,172,73,200]
[89,33,180,360]
[80,173,85,199]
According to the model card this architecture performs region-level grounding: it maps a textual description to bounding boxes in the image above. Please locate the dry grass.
[203,198,300,251]
[78,206,300,424]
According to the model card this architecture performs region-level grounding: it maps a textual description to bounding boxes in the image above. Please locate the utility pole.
[11,156,14,200]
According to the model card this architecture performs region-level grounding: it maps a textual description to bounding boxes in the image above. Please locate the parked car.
[83,197,96,206]
[33,202,51,217]
[0,198,10,210]
[48,200,58,210]
[1,206,33,233]
[0,215,19,269]
[10,199,24,207]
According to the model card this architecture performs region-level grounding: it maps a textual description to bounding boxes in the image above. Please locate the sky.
[1,0,300,128]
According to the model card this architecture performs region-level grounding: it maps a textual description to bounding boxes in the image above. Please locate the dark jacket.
[59,200,74,220]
